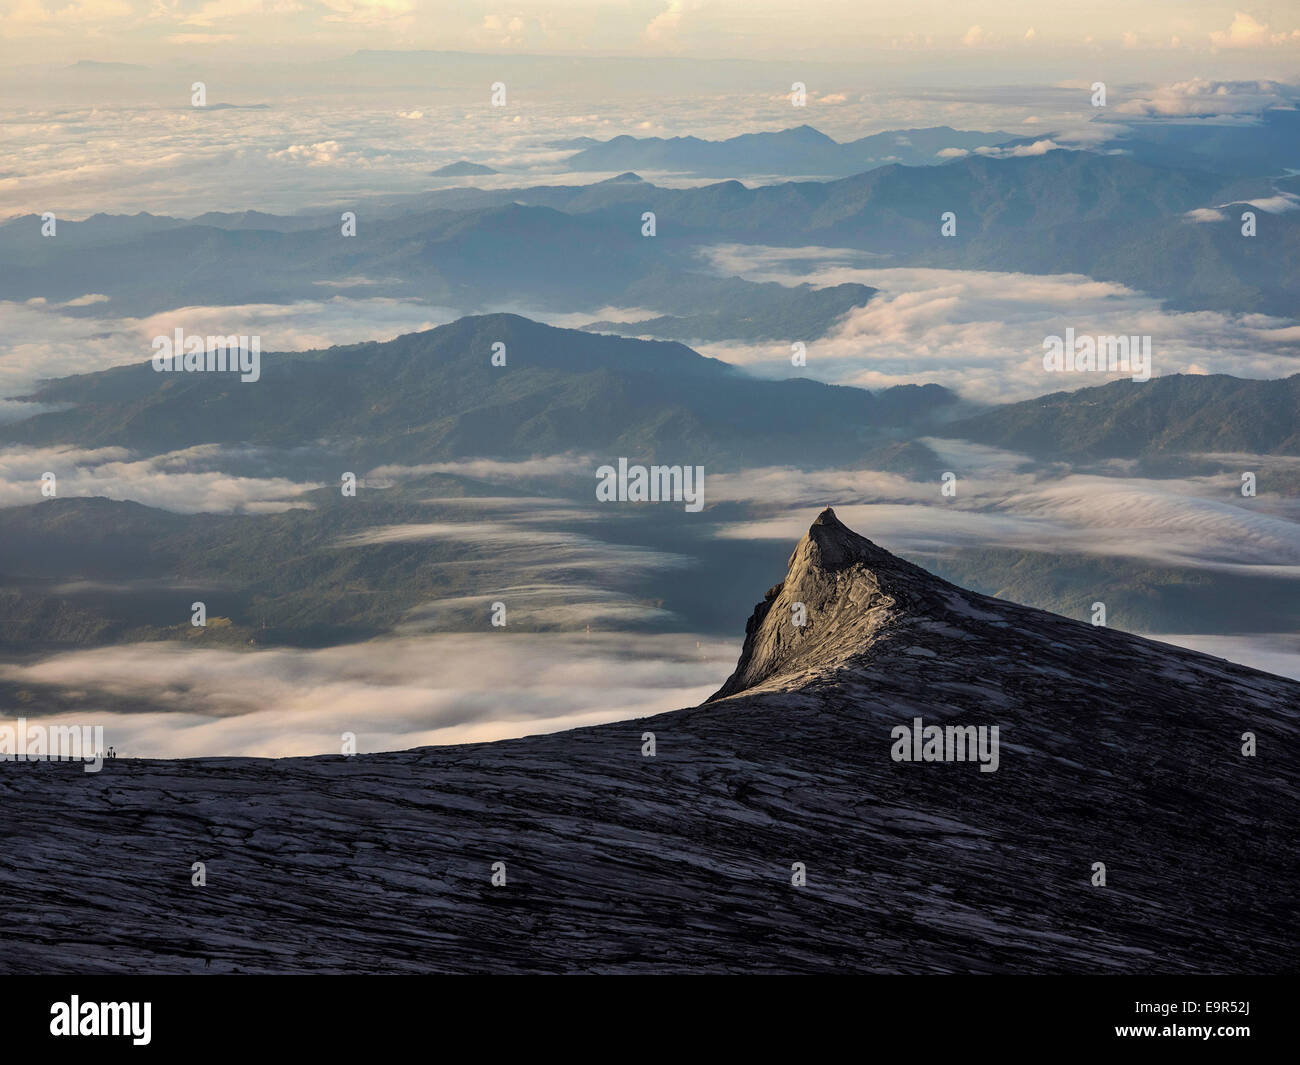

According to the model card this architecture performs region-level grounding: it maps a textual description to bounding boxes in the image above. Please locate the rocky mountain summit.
[712,507,941,698]
[2,510,1296,974]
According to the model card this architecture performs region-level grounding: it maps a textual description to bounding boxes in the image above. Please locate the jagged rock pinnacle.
[710,507,935,700]
[802,506,893,571]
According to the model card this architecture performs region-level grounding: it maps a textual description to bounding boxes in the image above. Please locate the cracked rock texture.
[2,508,1297,974]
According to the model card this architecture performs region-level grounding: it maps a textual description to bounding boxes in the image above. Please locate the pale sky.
[2,1,1300,66]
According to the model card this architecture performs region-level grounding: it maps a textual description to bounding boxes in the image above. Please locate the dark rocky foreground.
[2,510,1297,974]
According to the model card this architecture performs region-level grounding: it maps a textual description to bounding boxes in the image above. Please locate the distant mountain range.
[558,124,1024,176]
[0,200,869,336]
[32,316,1293,478]
[8,148,1295,318]
[583,274,875,342]
[5,508,1295,974]
[1107,108,1300,178]
[432,160,499,177]
[950,373,1300,458]
[1,313,954,465]
[3,316,1298,652]
[555,111,1300,180]
[412,150,1300,317]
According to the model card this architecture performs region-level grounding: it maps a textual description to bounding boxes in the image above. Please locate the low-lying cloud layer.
[0,632,735,758]
[697,251,1300,402]
[1116,77,1300,117]
[0,295,458,406]
[708,443,1300,577]
[1150,633,1300,682]
[0,443,315,512]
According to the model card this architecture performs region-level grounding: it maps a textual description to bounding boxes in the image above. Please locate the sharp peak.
[710,507,945,701]
[810,504,847,530]
[431,311,555,336]
[773,123,833,138]
[795,506,906,573]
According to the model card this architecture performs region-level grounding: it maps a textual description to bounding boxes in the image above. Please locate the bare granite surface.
[2,509,1296,974]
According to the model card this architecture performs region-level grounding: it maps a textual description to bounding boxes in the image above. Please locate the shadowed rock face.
[2,510,1298,975]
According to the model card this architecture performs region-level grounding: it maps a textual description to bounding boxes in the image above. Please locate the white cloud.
[4,0,133,24]
[1220,192,1300,214]
[367,454,599,487]
[644,0,694,49]
[0,631,734,757]
[709,449,1300,579]
[1152,633,1300,680]
[267,139,343,165]
[0,297,458,405]
[182,0,299,27]
[1117,77,1300,117]
[1187,191,1300,219]
[316,0,412,24]
[0,443,315,512]
[940,138,1065,160]
[335,519,691,580]
[1209,11,1300,49]
[693,250,1300,403]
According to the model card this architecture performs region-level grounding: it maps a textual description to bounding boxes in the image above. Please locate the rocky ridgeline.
[2,510,1296,974]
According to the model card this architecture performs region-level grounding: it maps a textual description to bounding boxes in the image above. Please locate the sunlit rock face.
[711,506,931,700]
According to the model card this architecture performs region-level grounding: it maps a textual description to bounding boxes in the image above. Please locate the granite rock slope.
[2,510,1296,974]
